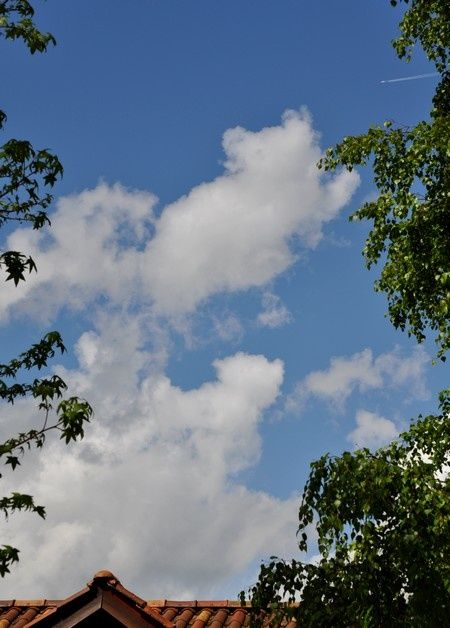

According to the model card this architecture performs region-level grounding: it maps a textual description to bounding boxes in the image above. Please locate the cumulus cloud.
[257,292,292,328]
[144,110,358,314]
[287,346,429,412]
[347,409,398,449]
[1,318,298,598]
[0,182,157,322]
[0,110,359,598]
[0,110,358,321]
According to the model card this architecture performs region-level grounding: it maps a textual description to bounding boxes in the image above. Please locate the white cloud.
[144,110,358,314]
[0,110,358,321]
[0,182,157,322]
[347,409,398,449]
[0,110,359,598]
[1,319,298,599]
[257,292,292,328]
[288,346,429,412]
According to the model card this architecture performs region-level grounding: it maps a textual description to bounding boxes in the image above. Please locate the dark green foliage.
[0,1,55,53]
[390,0,449,73]
[319,0,450,359]
[0,105,63,286]
[320,103,450,359]
[245,395,450,626]
[245,1,450,624]
[0,1,93,577]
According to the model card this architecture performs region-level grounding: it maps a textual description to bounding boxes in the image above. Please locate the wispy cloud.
[287,346,429,413]
[257,292,292,329]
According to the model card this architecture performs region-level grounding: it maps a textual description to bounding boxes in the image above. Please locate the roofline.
[0,599,248,608]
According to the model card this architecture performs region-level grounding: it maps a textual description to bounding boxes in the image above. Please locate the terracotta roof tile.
[0,607,21,624]
[25,607,57,627]
[161,607,180,621]
[0,601,265,628]
[0,604,54,627]
[228,608,248,628]
[0,571,288,627]
[175,607,196,628]
[11,607,40,627]
[210,607,230,628]
[191,608,212,628]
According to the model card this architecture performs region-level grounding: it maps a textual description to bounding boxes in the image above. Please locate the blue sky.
[0,0,446,599]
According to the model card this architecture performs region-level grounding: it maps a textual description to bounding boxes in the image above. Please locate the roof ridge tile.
[114,582,147,608]
[7,600,46,607]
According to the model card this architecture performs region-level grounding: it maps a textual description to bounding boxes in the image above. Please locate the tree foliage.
[245,395,450,626]
[0,0,55,53]
[0,0,92,577]
[245,1,450,625]
[320,0,450,359]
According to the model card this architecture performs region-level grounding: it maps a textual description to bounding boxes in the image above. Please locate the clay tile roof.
[209,607,230,628]
[228,608,248,628]
[175,607,196,628]
[160,608,180,621]
[0,571,286,627]
[191,608,213,628]
[0,603,55,627]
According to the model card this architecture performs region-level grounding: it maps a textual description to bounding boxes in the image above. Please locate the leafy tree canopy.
[245,1,449,625]
[245,394,450,626]
[320,0,450,360]
[0,0,92,577]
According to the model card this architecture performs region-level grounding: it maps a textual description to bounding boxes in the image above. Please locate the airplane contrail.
[380,72,438,84]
